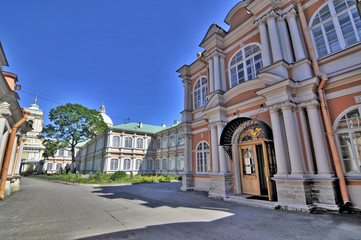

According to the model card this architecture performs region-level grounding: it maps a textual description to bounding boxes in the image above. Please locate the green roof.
[111,122,181,134]
[75,139,90,147]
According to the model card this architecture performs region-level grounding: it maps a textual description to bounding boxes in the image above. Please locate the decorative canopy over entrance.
[220,117,273,158]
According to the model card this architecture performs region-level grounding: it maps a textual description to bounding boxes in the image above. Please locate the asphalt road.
[0,177,360,240]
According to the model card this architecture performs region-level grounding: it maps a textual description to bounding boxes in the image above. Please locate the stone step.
[224,195,277,209]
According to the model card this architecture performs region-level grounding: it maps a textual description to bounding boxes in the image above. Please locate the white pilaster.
[285,9,306,61]
[281,102,306,176]
[298,108,315,174]
[269,106,289,176]
[213,54,221,91]
[266,11,283,62]
[208,58,214,93]
[258,19,272,67]
[277,16,294,63]
[183,133,192,173]
[182,78,191,111]
[219,55,227,91]
[305,100,332,176]
[217,122,228,173]
[210,124,219,173]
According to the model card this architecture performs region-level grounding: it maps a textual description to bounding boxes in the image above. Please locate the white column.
[210,124,219,173]
[298,108,315,174]
[208,58,214,93]
[213,54,221,91]
[183,133,192,173]
[0,118,6,144]
[258,20,272,67]
[219,55,227,91]
[306,100,332,176]
[217,123,228,173]
[277,16,294,63]
[281,102,306,176]
[14,137,25,175]
[266,11,283,62]
[269,106,289,176]
[183,78,191,111]
[286,9,306,61]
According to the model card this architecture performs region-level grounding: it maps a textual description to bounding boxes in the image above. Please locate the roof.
[111,122,181,134]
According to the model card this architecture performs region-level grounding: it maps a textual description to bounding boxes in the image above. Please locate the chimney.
[161,123,166,127]
[139,122,143,128]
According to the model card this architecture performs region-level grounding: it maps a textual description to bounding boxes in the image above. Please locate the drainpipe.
[0,109,30,200]
[297,0,351,206]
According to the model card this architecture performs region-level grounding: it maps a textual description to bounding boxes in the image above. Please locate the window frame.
[110,158,119,171]
[334,104,361,174]
[196,141,210,173]
[193,77,208,110]
[112,135,121,148]
[136,138,144,149]
[124,136,133,148]
[228,43,263,88]
[123,158,131,170]
[309,0,361,59]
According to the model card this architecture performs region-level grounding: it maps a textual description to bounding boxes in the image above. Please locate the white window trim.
[193,77,208,110]
[196,141,210,173]
[228,43,263,88]
[309,0,361,59]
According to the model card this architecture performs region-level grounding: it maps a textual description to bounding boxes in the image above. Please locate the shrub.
[110,171,127,181]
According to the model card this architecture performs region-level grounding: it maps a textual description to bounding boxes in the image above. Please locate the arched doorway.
[220,118,277,200]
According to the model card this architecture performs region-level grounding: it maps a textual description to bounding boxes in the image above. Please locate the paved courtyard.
[0,177,360,240]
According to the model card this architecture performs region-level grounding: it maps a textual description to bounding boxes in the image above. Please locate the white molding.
[326,85,361,100]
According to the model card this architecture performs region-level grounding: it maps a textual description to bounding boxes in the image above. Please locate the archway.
[220,118,277,200]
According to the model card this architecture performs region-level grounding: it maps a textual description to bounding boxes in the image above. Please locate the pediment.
[204,91,225,111]
[200,24,227,46]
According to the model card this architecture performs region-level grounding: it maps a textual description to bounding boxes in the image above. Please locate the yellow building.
[21,97,45,173]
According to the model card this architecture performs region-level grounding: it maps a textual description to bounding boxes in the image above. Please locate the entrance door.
[239,145,261,195]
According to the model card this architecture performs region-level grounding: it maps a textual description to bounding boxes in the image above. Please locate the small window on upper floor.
[124,137,133,148]
[112,136,120,148]
[193,77,208,110]
[136,138,144,149]
[229,44,263,88]
[310,0,361,58]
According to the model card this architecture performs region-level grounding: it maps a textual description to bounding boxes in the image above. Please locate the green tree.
[39,103,107,172]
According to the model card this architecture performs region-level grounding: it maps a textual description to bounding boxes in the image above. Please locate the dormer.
[224,1,252,31]
[199,24,227,50]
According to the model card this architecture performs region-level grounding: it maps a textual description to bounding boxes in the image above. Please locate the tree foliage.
[39,103,107,170]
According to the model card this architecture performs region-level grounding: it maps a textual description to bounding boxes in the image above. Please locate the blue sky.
[1,0,240,126]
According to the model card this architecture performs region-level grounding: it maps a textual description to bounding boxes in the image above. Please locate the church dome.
[99,104,113,127]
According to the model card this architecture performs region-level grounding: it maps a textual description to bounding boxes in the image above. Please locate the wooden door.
[239,145,261,195]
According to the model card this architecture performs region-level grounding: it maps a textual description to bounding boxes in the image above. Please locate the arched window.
[310,0,361,58]
[229,44,263,88]
[112,136,120,147]
[110,158,119,171]
[135,159,143,170]
[123,158,131,170]
[162,136,168,148]
[196,141,210,173]
[335,105,361,174]
[46,163,53,171]
[177,156,184,170]
[136,138,144,149]
[56,163,62,171]
[193,77,208,109]
[146,159,154,170]
[155,159,160,170]
[58,150,64,156]
[147,139,154,150]
[169,135,176,147]
[124,137,133,148]
[169,157,175,170]
[162,159,167,170]
[177,132,184,145]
